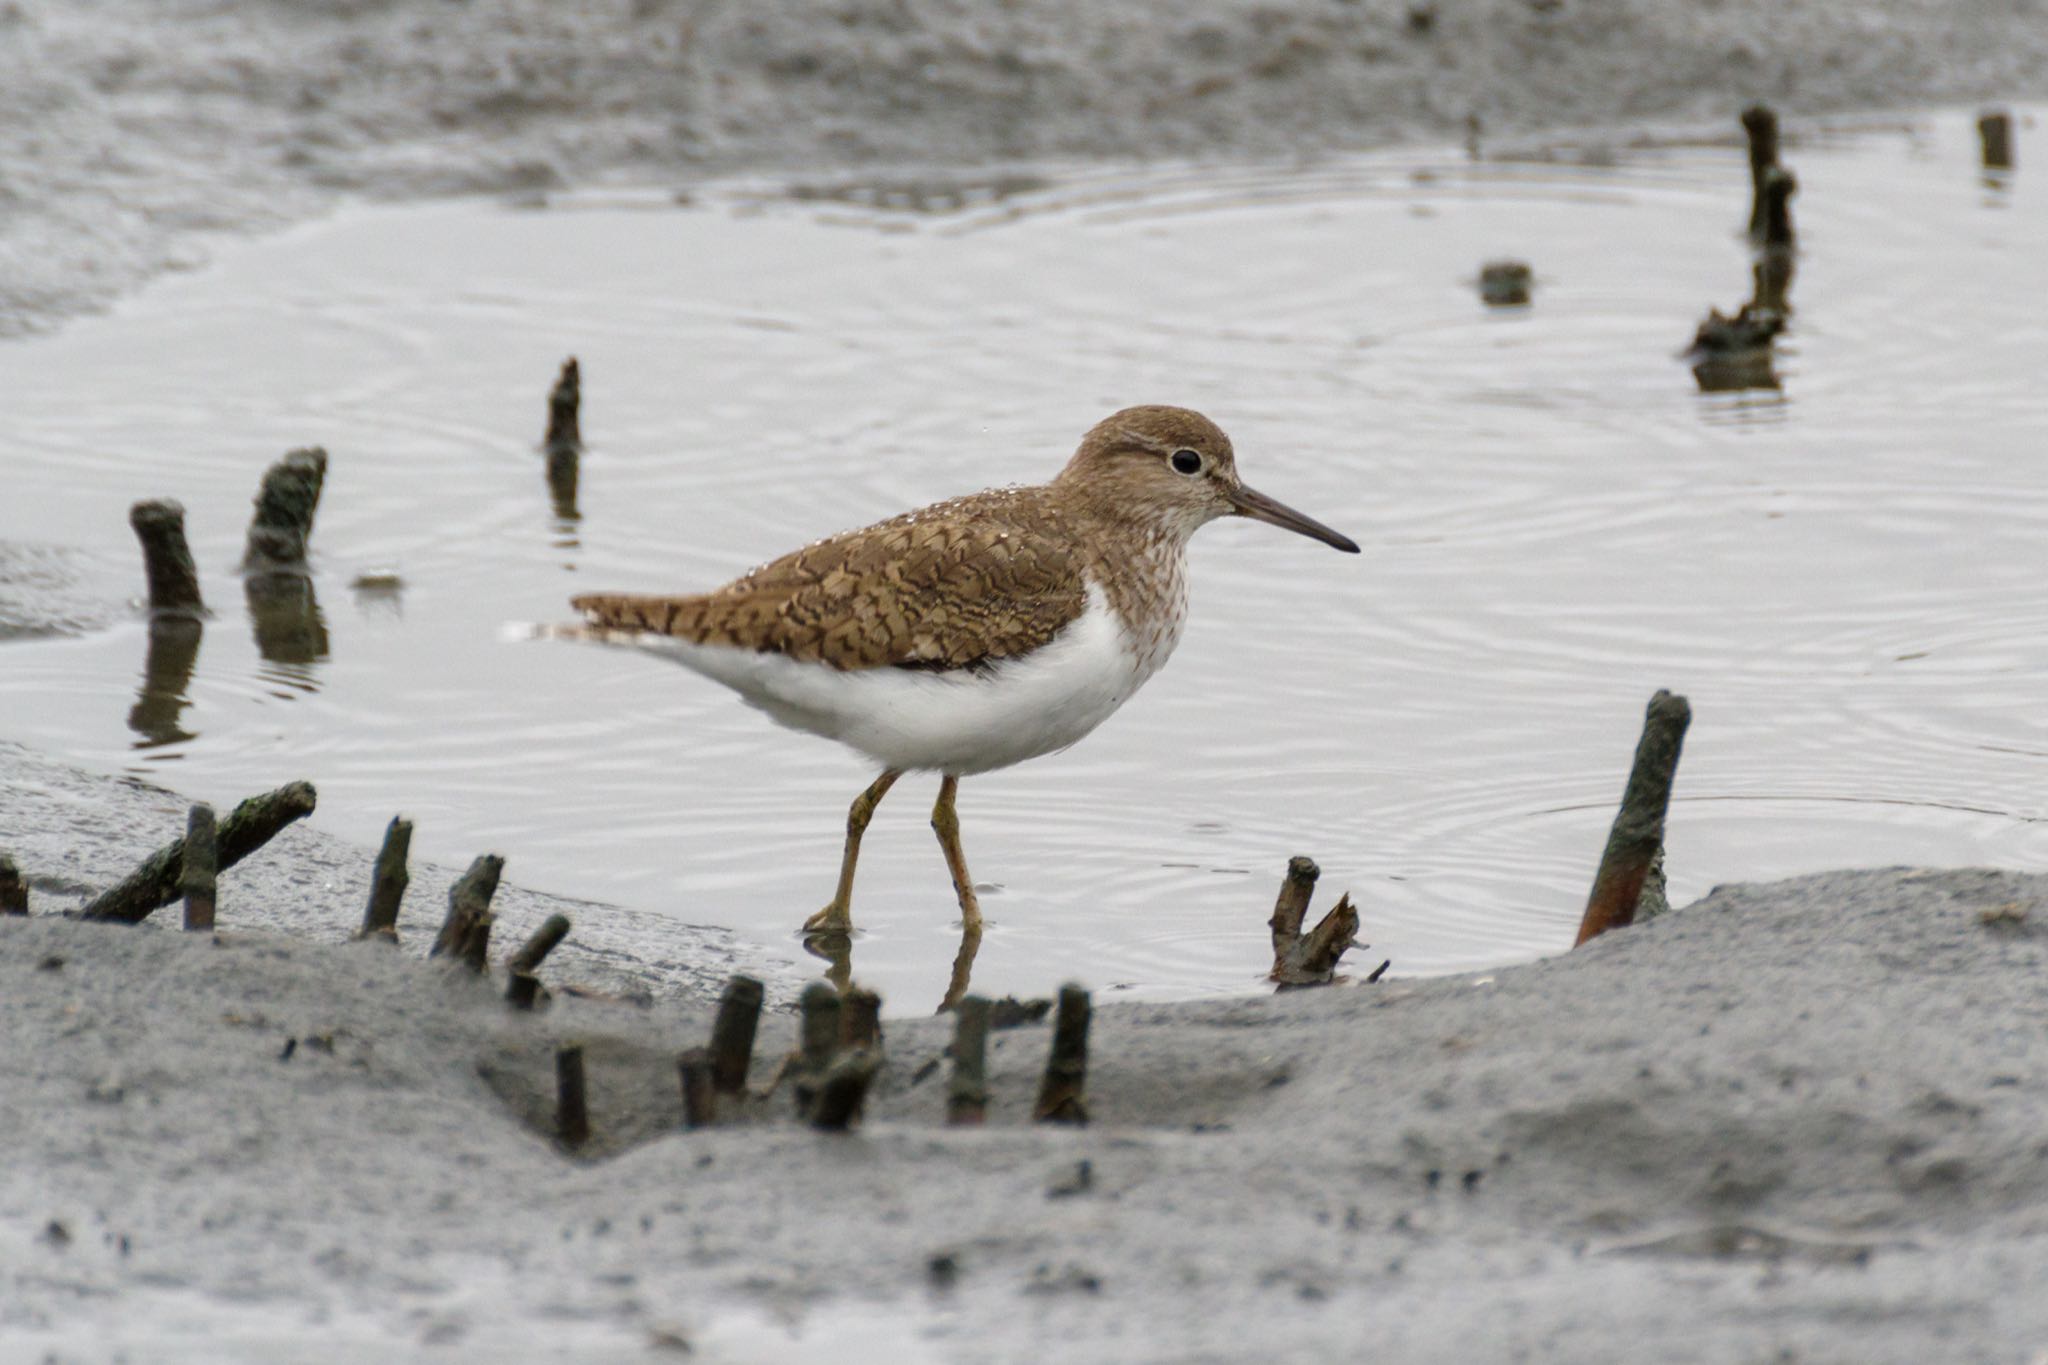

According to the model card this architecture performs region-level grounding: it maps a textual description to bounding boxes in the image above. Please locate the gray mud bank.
[5,859,2048,1361]
[4,0,2048,335]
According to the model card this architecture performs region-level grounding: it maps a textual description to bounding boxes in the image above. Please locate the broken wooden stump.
[947,994,992,1126]
[708,975,765,1095]
[840,985,882,1050]
[1574,690,1692,946]
[544,358,582,522]
[180,804,217,933]
[1478,260,1533,308]
[242,448,327,571]
[1268,857,1362,986]
[555,1044,589,1151]
[1741,104,1780,239]
[505,913,571,1008]
[431,854,504,972]
[678,1047,716,1129]
[80,781,316,923]
[129,499,205,619]
[357,816,412,942]
[544,357,582,454]
[810,1048,880,1132]
[1979,110,2015,172]
[793,982,842,1117]
[0,853,26,916]
[1032,984,1091,1125]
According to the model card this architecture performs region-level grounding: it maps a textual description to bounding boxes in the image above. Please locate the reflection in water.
[128,616,202,748]
[245,571,329,670]
[805,919,982,1013]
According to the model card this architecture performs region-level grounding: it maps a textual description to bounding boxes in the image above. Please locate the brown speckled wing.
[569,487,1091,671]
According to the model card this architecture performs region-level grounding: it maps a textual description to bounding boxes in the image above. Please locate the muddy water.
[3,110,2044,1010]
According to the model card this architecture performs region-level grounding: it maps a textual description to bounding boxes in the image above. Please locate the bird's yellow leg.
[930,774,985,936]
[803,769,901,934]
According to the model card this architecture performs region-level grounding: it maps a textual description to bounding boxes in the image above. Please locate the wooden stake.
[1979,110,2015,171]
[794,982,841,1117]
[509,913,571,977]
[504,913,570,1007]
[708,975,764,1095]
[544,358,582,454]
[1274,894,1361,988]
[129,500,204,618]
[1032,984,1091,1125]
[678,1047,716,1129]
[431,854,504,971]
[840,986,882,1050]
[1574,690,1692,947]
[0,853,26,915]
[180,804,216,932]
[810,1049,879,1132]
[1741,104,1780,239]
[1268,856,1319,963]
[545,358,582,523]
[555,1044,589,1151]
[242,448,327,571]
[81,782,316,923]
[947,995,991,1126]
[357,816,412,941]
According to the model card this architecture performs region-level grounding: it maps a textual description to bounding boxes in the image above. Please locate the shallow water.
[3,109,2044,1010]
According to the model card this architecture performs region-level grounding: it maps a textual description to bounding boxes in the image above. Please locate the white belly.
[628,582,1166,774]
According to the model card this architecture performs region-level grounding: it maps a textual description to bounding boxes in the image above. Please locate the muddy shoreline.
[6,0,2048,1358]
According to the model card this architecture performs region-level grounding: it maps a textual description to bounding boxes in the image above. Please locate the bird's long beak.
[1227,484,1360,554]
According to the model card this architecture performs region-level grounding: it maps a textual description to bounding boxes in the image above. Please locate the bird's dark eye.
[1169,449,1203,475]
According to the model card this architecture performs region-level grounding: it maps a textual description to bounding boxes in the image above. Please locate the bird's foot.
[802,904,852,935]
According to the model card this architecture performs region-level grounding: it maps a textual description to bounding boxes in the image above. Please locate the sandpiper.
[562,405,1357,941]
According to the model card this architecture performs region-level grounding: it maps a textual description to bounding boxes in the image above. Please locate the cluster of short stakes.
[1476,104,2019,396]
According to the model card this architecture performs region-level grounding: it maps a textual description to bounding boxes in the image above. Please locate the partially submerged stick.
[947,995,992,1126]
[1032,984,1091,1125]
[129,500,204,618]
[1574,690,1692,946]
[1275,894,1361,988]
[544,358,582,522]
[544,358,582,454]
[0,854,26,915]
[810,1048,880,1132]
[242,448,328,571]
[1268,856,1319,962]
[80,782,317,923]
[505,913,571,1008]
[1741,103,1780,239]
[708,975,765,1095]
[431,854,504,971]
[556,1044,589,1151]
[678,1047,716,1129]
[357,816,412,941]
[1759,167,1796,252]
[1979,110,2015,171]
[180,804,217,933]
[1269,857,1361,986]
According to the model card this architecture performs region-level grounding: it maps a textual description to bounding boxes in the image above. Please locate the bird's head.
[1056,405,1359,553]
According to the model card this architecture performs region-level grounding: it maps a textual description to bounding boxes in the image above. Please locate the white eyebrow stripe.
[1116,427,1176,454]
